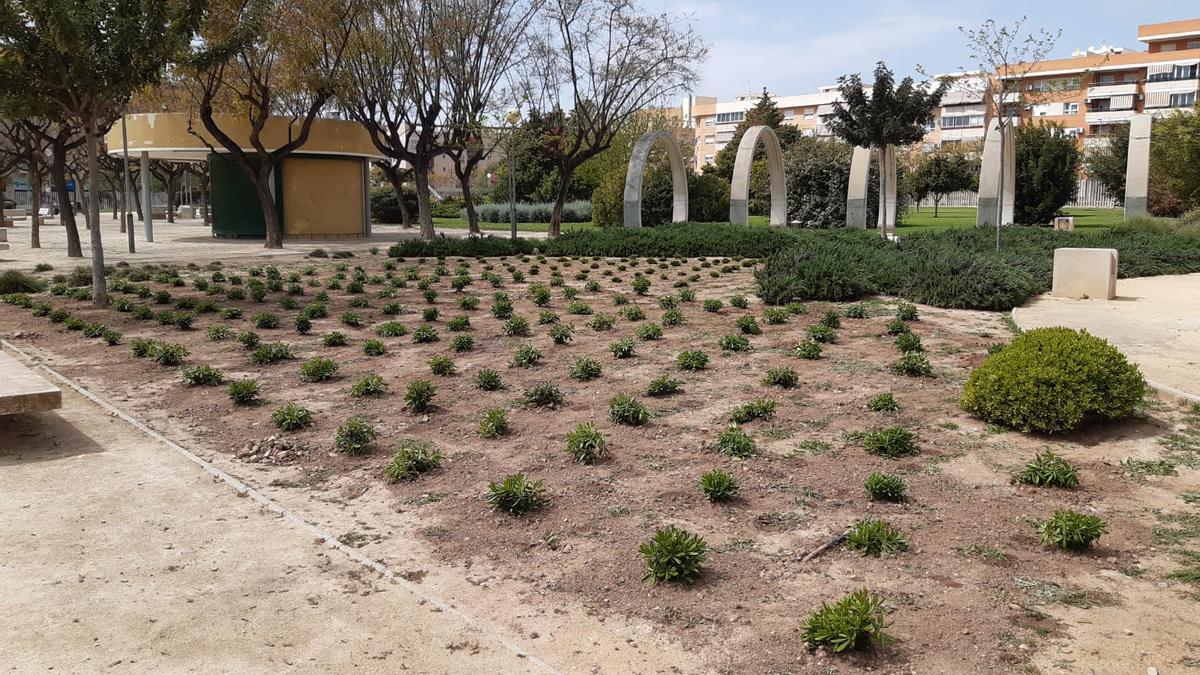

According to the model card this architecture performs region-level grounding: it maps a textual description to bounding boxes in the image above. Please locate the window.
[704,135,714,144]
[1171,92,1197,108]
[704,118,714,127]
[1161,44,1177,52]
[941,114,984,128]
[783,110,795,120]
[715,111,745,124]
[1147,63,1198,82]
[1032,103,1051,116]
[803,110,814,120]
[1064,102,1079,115]
[1124,73,1139,83]
[1097,74,1115,85]
[703,154,714,163]
[1189,41,1200,50]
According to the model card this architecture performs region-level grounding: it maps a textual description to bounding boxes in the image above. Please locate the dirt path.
[0,385,544,673]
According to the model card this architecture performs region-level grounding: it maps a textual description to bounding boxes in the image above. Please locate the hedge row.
[473,201,592,224]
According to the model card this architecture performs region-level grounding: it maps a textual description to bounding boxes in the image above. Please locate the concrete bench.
[1052,216,1074,231]
[1052,248,1118,300]
[0,228,8,250]
[0,350,62,415]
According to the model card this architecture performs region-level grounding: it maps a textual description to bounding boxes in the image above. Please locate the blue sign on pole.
[65,179,76,192]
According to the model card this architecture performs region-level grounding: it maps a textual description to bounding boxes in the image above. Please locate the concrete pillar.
[977,119,1015,228]
[623,130,689,228]
[846,146,870,228]
[876,145,897,236]
[1123,112,1152,221]
[729,125,786,226]
[140,151,153,242]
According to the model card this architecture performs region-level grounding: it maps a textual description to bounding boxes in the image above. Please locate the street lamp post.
[505,110,521,242]
[120,112,135,253]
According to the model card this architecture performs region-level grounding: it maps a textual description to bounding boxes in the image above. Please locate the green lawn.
[900,206,1124,233]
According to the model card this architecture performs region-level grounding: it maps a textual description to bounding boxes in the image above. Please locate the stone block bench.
[1052,248,1118,300]
[0,349,62,415]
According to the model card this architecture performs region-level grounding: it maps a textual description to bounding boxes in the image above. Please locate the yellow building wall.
[281,157,365,238]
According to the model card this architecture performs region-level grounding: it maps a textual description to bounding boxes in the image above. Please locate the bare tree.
[960,17,1061,249]
[0,118,49,248]
[185,0,359,249]
[520,0,707,237]
[150,160,188,223]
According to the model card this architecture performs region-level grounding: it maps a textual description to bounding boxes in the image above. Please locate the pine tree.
[708,89,799,180]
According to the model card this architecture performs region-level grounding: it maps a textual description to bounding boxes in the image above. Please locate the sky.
[652,0,1199,100]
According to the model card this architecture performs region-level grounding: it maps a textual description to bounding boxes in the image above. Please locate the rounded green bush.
[960,328,1145,433]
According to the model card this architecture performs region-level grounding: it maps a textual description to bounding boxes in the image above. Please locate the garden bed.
[3,253,1198,672]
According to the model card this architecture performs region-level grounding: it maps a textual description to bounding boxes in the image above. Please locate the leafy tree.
[909,152,977,217]
[781,135,898,228]
[0,0,203,305]
[1014,122,1080,225]
[825,62,947,237]
[1083,123,1128,206]
[709,89,799,181]
[1150,105,1200,212]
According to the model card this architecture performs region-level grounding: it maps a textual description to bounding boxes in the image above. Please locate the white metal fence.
[915,178,1118,210]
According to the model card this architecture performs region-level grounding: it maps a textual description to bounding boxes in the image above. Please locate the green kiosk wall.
[209,153,283,238]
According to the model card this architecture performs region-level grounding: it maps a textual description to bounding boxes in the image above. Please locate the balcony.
[1086,82,1138,99]
[1085,109,1136,125]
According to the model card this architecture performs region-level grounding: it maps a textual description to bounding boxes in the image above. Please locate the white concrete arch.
[977,119,1015,227]
[846,146,871,229]
[729,125,786,226]
[1124,112,1152,221]
[622,130,689,228]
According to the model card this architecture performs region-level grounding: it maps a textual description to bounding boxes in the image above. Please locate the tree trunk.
[85,117,107,307]
[165,174,176,223]
[934,196,940,218]
[413,166,435,240]
[460,171,480,235]
[383,169,413,229]
[50,141,83,257]
[29,163,41,249]
[255,164,282,249]
[548,168,574,238]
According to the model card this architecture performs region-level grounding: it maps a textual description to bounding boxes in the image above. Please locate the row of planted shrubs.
[386,222,1200,311]
[473,200,592,224]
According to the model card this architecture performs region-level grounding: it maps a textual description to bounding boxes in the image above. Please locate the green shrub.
[806,323,836,344]
[335,416,378,455]
[609,394,649,426]
[1016,451,1079,488]
[661,308,685,326]
[385,439,443,482]
[895,332,923,353]
[802,589,893,653]
[548,323,574,344]
[676,350,708,371]
[524,382,565,407]
[636,323,663,340]
[450,334,474,352]
[620,305,645,321]
[377,320,407,337]
[477,408,509,438]
[151,342,189,366]
[510,343,541,368]
[0,269,47,294]
[646,374,682,396]
[703,298,723,313]
[961,328,1145,433]
[182,364,224,386]
[794,339,822,360]
[631,276,650,295]
[716,424,755,457]
[502,315,532,337]
[818,310,841,329]
[730,398,776,424]
[640,526,707,585]
[588,313,615,331]
[729,294,749,309]
[763,366,798,388]
[404,380,436,411]
[227,378,261,406]
[755,247,875,304]
[350,374,388,397]
[892,352,932,377]
[251,342,294,365]
[252,312,279,329]
[299,356,339,382]
[895,303,919,321]
[475,368,503,391]
[863,426,919,458]
[735,316,762,335]
[427,355,455,376]
[1037,510,1106,550]
[866,392,899,412]
[486,473,547,516]
[565,422,607,464]
[719,333,750,352]
[412,324,439,343]
[864,473,906,502]
[447,315,471,331]
[272,403,314,431]
[101,329,122,346]
[846,518,908,556]
[885,318,909,335]
[363,339,387,356]
[609,338,636,358]
[844,303,867,319]
[569,356,602,381]
[699,469,739,502]
[319,331,346,347]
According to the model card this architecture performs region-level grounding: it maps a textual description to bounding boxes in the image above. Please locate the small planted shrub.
[864,473,907,502]
[716,424,755,457]
[646,374,682,397]
[609,394,649,426]
[181,364,224,386]
[474,368,503,391]
[252,312,279,329]
[384,439,443,482]
[363,339,387,356]
[844,303,868,319]
[450,334,474,352]
[863,426,919,458]
[620,305,645,321]
[404,380,437,411]
[1037,510,1106,550]
[735,316,762,335]
[961,328,1146,434]
[806,324,836,344]
[568,301,592,316]
[565,421,607,464]
[729,294,749,309]
[502,315,532,337]
[299,356,339,382]
[227,378,261,406]
[631,276,650,295]
[609,338,635,358]
[293,316,312,335]
[866,392,899,412]
[335,415,378,455]
[885,318,910,335]
[636,323,663,341]
[486,473,547,516]
[350,373,388,397]
[588,313,615,331]
[569,356,602,381]
[675,350,708,371]
[549,323,574,344]
[1016,451,1079,488]
[699,469,739,502]
[377,320,407,337]
[703,299,723,313]
[152,342,189,366]
[794,339,822,360]
[447,315,471,331]
[422,307,439,322]
[251,342,294,365]
[846,518,908,557]
[802,589,892,653]
[640,526,706,586]
[895,332,923,353]
[892,352,932,377]
[818,310,841,329]
[428,355,456,376]
[477,408,510,438]
[272,403,313,431]
[411,324,439,343]
[538,310,560,325]
[895,302,919,321]
[524,382,565,408]
[719,334,751,352]
[661,308,684,326]
[322,331,347,347]
[763,307,789,325]
[730,398,776,424]
[340,311,363,327]
[510,343,541,368]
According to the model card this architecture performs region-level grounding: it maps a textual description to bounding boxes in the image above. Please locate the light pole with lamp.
[120,111,135,253]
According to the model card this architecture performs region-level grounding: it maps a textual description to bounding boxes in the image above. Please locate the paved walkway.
[1013,273,1200,401]
[0,376,542,673]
